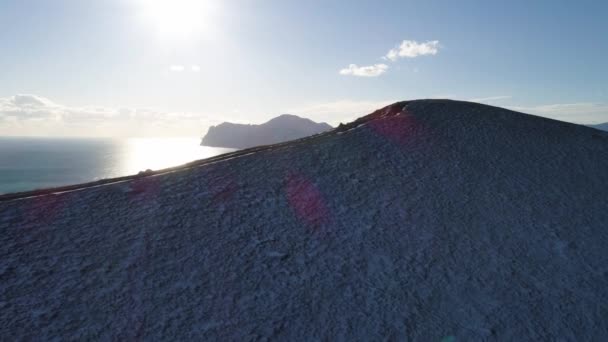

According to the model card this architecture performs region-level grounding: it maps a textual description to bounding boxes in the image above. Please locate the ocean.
[0,137,234,195]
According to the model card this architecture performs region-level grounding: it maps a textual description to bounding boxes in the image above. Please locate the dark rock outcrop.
[201,114,332,148]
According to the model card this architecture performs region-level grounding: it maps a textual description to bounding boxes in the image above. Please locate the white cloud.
[0,94,216,137]
[9,94,56,107]
[385,40,440,61]
[169,65,185,72]
[339,64,388,77]
[339,39,439,77]
[191,65,201,72]
[0,94,63,121]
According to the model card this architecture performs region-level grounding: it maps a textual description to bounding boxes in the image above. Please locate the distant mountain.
[201,114,332,148]
[589,122,608,131]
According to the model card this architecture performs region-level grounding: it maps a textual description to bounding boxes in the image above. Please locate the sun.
[138,0,216,38]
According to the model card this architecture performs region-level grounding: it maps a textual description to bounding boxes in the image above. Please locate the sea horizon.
[0,136,234,195]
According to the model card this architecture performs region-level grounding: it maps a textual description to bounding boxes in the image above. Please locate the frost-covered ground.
[1,100,608,340]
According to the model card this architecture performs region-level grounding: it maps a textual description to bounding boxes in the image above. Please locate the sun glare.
[138,0,216,38]
[121,138,234,176]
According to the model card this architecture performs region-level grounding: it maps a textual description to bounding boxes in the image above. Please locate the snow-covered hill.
[2,100,608,340]
[201,114,332,148]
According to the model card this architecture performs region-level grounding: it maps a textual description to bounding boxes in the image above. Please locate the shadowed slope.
[2,100,608,340]
[201,114,332,148]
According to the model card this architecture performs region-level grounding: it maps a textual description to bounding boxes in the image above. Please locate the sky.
[0,0,607,137]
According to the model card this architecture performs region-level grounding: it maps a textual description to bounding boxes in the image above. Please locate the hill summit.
[201,114,332,148]
[2,100,608,340]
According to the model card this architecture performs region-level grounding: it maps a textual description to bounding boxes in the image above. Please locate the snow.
[1,100,608,340]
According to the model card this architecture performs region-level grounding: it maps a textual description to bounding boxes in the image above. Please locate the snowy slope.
[2,100,608,340]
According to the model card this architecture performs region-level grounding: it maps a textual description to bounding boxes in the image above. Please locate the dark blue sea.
[0,137,234,194]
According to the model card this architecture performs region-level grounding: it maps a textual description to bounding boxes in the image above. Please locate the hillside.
[201,114,332,148]
[590,122,608,131]
[2,100,608,340]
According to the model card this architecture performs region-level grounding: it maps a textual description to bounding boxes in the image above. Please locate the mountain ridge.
[201,114,332,149]
[1,99,605,202]
[2,100,608,339]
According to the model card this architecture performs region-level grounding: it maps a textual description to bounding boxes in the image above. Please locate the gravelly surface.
[1,100,608,340]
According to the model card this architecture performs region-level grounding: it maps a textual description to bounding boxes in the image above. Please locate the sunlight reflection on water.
[0,137,235,194]
[120,137,234,175]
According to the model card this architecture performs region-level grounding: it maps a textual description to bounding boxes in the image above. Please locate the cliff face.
[2,100,608,340]
[201,114,332,148]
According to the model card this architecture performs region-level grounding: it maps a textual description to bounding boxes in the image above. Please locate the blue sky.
[1,0,607,136]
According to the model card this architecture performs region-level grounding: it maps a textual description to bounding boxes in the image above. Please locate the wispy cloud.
[426,94,510,102]
[290,97,608,125]
[425,95,606,123]
[428,94,458,99]
[507,103,608,124]
[340,39,439,77]
[385,40,440,61]
[0,94,215,137]
[339,64,388,77]
[289,99,397,125]
[0,95,70,122]
[191,65,201,72]
[469,95,512,103]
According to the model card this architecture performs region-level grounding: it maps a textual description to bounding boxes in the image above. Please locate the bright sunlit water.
[0,137,234,194]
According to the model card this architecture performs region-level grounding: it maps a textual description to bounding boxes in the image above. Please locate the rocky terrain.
[2,100,608,340]
[201,114,332,148]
